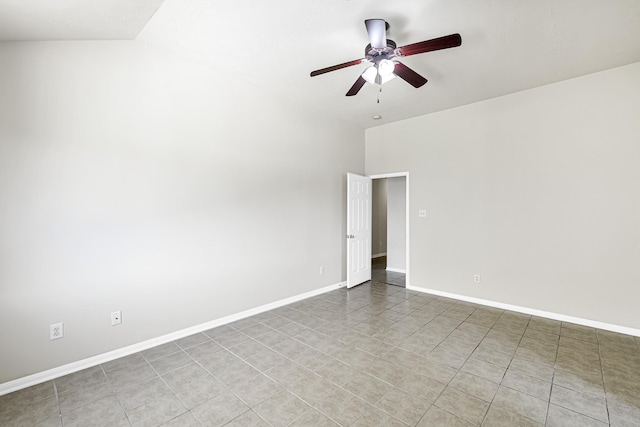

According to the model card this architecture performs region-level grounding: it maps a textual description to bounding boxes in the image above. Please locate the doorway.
[370,173,409,288]
[371,256,406,287]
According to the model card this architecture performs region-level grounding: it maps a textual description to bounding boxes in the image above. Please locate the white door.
[347,173,372,288]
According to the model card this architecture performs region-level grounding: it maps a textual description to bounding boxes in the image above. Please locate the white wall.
[0,41,363,384]
[386,177,406,272]
[366,62,640,331]
[371,179,387,257]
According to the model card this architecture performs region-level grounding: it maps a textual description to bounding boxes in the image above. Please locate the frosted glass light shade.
[362,66,377,84]
[378,59,395,77]
[362,63,396,85]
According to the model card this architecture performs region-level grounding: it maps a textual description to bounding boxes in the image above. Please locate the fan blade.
[346,76,367,96]
[393,62,428,88]
[398,33,462,57]
[365,19,387,49]
[310,59,364,77]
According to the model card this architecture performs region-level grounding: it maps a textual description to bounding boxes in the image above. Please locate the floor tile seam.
[281,343,421,426]
[52,366,119,417]
[426,326,485,371]
[508,360,558,388]
[425,404,477,427]
[357,369,408,393]
[140,347,191,367]
[449,370,500,401]
[272,316,337,343]
[501,322,530,377]
[235,335,349,391]
[433,391,490,427]
[232,407,270,427]
[559,331,599,346]
[54,385,121,416]
[223,335,305,373]
[159,410,200,427]
[141,344,200,377]
[63,382,133,427]
[260,366,361,427]
[202,324,241,342]
[368,388,429,427]
[192,347,266,413]
[545,331,561,368]
[457,320,496,339]
[167,355,265,426]
[547,394,611,425]
[482,387,546,427]
[121,355,192,424]
[52,377,62,418]
[267,334,342,362]
[98,357,151,419]
[390,361,460,424]
[405,311,473,353]
[224,332,280,354]
[285,406,325,427]
[173,335,215,351]
[596,340,615,427]
[502,375,554,403]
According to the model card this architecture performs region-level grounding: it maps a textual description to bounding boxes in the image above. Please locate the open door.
[347,173,372,288]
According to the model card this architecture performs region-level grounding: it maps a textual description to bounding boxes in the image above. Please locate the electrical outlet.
[50,322,64,340]
[474,274,481,284]
[418,209,427,217]
[319,266,324,275]
[111,311,122,326]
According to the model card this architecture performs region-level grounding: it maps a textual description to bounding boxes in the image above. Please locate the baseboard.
[386,267,406,274]
[372,253,387,259]
[0,281,344,397]
[407,285,640,338]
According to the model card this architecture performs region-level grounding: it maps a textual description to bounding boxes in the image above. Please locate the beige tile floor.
[371,256,406,288]
[1,276,639,426]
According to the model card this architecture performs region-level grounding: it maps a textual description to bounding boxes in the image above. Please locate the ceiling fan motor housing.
[365,39,397,64]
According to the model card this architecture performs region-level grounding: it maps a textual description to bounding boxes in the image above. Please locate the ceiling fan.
[310,19,462,96]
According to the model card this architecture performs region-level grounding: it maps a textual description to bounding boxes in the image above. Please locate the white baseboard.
[372,253,387,259]
[0,282,343,397]
[386,267,406,274]
[407,285,640,338]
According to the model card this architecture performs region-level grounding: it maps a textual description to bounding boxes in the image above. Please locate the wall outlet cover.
[111,311,122,326]
[50,322,64,340]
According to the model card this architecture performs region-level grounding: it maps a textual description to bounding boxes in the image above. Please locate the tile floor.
[371,256,406,288]
[1,279,639,426]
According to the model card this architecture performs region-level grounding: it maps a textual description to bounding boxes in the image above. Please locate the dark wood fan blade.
[310,59,364,77]
[346,76,367,96]
[398,33,462,57]
[393,62,428,88]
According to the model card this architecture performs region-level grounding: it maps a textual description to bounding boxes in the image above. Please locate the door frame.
[368,172,410,287]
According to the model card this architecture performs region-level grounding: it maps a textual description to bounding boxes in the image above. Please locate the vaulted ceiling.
[2,0,640,128]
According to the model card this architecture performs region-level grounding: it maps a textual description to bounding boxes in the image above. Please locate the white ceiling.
[0,0,163,40]
[3,0,640,128]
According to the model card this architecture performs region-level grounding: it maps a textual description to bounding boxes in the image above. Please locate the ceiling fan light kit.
[310,19,462,97]
[362,61,396,85]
